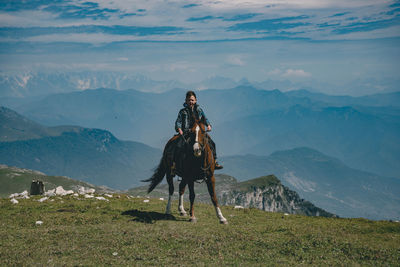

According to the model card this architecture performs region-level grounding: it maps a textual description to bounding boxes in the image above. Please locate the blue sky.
[0,0,399,95]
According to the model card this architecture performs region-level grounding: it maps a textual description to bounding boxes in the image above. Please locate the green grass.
[1,195,399,266]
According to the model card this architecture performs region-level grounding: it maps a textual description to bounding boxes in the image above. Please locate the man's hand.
[178,128,183,135]
[207,125,212,132]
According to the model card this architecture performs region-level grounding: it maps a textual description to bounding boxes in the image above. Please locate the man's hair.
[186,90,197,100]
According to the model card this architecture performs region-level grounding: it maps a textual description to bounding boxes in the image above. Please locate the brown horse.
[142,117,228,224]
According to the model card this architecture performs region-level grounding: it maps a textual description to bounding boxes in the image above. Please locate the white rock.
[86,188,95,194]
[159,198,164,201]
[104,194,113,198]
[143,199,150,203]
[10,198,19,204]
[284,213,290,216]
[112,252,118,256]
[73,193,79,197]
[9,193,18,198]
[78,186,86,195]
[84,194,94,198]
[36,221,43,225]
[234,205,244,209]
[38,197,48,202]
[55,186,73,196]
[44,189,56,197]
[9,190,29,199]
[78,187,95,195]
[95,196,109,201]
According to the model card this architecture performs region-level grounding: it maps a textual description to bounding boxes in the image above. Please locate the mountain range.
[1,106,399,220]
[1,86,399,178]
[0,106,161,189]
[220,148,400,220]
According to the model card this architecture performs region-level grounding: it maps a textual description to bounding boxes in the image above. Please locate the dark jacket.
[175,103,211,133]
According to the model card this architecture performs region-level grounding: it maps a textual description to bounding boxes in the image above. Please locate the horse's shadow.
[121,209,181,224]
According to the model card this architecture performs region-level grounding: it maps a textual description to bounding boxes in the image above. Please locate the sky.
[0,0,400,95]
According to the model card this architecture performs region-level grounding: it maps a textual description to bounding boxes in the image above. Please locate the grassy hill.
[1,194,399,266]
[0,165,113,197]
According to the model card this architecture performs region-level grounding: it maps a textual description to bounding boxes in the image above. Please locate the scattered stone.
[143,199,150,203]
[84,194,94,199]
[112,252,118,256]
[9,190,29,199]
[284,213,289,216]
[78,186,95,195]
[44,189,56,197]
[95,196,109,201]
[10,198,19,204]
[104,194,113,198]
[38,197,48,202]
[73,193,79,197]
[35,221,43,225]
[234,205,244,209]
[159,198,164,201]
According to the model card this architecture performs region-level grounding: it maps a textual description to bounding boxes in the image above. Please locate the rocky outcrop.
[219,175,335,217]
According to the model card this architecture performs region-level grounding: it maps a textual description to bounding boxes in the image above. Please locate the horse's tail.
[141,156,167,193]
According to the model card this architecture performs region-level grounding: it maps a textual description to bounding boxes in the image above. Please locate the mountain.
[0,106,83,142]
[0,107,162,190]
[215,104,400,178]
[220,147,400,220]
[129,174,335,217]
[0,165,114,198]
[0,71,189,97]
[1,86,400,178]
[286,89,400,108]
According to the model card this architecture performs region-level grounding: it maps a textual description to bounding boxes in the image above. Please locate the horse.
[142,117,228,224]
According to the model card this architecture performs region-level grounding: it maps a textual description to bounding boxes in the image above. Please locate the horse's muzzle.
[193,142,202,157]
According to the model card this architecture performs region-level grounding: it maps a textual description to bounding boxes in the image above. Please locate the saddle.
[165,134,188,177]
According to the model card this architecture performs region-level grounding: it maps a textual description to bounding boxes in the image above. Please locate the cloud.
[282,69,312,78]
[226,55,246,66]
[0,0,399,43]
[228,16,310,33]
[267,68,311,78]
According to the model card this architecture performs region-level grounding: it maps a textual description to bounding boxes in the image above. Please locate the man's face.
[186,95,197,107]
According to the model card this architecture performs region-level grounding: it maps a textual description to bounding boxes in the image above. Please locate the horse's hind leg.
[178,179,187,216]
[165,174,174,215]
[206,175,228,224]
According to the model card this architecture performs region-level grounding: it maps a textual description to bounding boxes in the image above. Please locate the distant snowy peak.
[0,71,189,97]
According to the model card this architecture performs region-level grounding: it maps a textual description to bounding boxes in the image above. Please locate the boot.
[215,161,223,170]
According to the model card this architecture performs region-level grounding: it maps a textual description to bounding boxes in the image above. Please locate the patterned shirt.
[175,103,211,132]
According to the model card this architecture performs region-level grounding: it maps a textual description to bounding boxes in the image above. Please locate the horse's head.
[190,119,207,158]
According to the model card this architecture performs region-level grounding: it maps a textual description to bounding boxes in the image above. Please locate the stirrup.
[215,162,223,170]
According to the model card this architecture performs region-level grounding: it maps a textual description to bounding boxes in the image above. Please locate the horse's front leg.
[178,179,187,216]
[188,179,197,223]
[165,174,174,215]
[206,175,228,224]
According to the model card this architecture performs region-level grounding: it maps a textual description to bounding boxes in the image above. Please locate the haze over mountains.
[0,107,161,189]
[1,73,400,220]
[2,83,399,178]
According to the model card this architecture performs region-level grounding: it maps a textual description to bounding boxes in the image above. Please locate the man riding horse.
[142,90,228,224]
[173,90,222,175]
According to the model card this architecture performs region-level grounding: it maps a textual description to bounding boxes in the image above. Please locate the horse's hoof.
[220,220,228,225]
[180,212,187,216]
[189,217,197,223]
